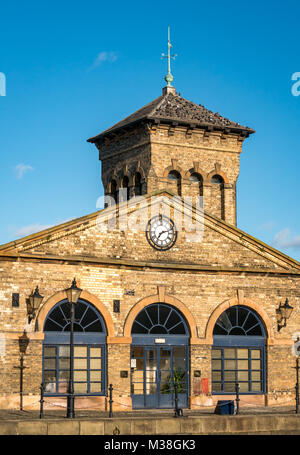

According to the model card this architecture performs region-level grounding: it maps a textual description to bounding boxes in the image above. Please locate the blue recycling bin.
[214,400,235,415]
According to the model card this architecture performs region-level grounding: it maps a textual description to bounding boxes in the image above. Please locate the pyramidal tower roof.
[88,28,254,143]
[87,89,255,143]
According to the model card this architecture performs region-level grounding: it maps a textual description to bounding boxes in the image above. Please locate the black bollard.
[109,384,113,418]
[39,382,45,419]
[235,382,240,415]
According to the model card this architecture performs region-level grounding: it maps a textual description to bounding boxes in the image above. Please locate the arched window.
[210,174,225,220]
[43,299,107,396]
[212,306,266,394]
[211,174,224,185]
[110,179,118,204]
[134,172,143,196]
[189,172,203,196]
[131,303,189,335]
[168,170,182,196]
[122,175,130,201]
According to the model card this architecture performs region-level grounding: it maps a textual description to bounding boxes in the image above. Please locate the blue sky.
[0,0,300,260]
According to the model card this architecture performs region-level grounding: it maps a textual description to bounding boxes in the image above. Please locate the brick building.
[0,83,299,411]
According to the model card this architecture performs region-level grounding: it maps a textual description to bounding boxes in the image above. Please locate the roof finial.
[161,26,177,95]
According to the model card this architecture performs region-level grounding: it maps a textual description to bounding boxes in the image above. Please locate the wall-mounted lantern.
[27,286,44,323]
[276,298,293,332]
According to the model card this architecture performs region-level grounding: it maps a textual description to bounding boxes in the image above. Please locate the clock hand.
[157,229,168,239]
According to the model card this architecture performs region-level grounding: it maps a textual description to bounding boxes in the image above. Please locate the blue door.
[130,303,190,409]
[131,345,188,409]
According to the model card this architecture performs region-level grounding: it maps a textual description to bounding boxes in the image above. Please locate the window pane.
[173,357,186,370]
[132,370,144,383]
[44,347,56,357]
[224,371,236,381]
[239,382,250,392]
[252,371,261,381]
[132,347,144,358]
[212,359,222,370]
[90,383,102,393]
[90,370,102,381]
[132,383,144,394]
[224,360,236,369]
[59,370,70,381]
[173,347,185,357]
[212,382,222,392]
[237,360,249,370]
[212,371,222,381]
[224,382,235,392]
[224,349,235,359]
[238,371,249,381]
[59,358,70,369]
[74,371,87,381]
[74,346,87,357]
[59,346,70,357]
[252,382,262,392]
[251,349,261,359]
[90,348,101,358]
[146,383,157,394]
[212,349,222,359]
[252,360,261,370]
[44,370,56,382]
[237,349,248,359]
[74,382,88,393]
[90,358,101,369]
[74,358,87,369]
[44,358,56,369]
[58,381,69,393]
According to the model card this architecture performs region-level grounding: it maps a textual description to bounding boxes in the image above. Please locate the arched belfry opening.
[130,303,190,409]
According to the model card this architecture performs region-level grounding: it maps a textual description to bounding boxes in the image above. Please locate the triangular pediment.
[1,190,299,274]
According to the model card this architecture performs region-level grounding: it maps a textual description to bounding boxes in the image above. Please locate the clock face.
[146,215,177,251]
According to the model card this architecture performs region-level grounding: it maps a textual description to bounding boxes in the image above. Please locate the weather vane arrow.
[161,26,177,87]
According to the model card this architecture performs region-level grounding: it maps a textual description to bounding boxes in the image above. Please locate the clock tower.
[88,32,254,226]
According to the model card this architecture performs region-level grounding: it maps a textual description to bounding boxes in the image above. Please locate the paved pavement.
[0,405,297,420]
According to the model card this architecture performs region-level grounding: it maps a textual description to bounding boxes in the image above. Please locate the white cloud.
[15,223,53,238]
[15,163,34,179]
[88,51,118,71]
[273,228,300,250]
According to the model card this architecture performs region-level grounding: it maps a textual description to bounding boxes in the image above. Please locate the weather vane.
[161,26,177,87]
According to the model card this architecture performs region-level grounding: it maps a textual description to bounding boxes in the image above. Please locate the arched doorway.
[43,298,107,397]
[212,305,266,394]
[130,303,190,409]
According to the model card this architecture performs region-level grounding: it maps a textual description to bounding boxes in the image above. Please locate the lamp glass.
[31,286,44,311]
[65,279,82,304]
[282,302,293,320]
